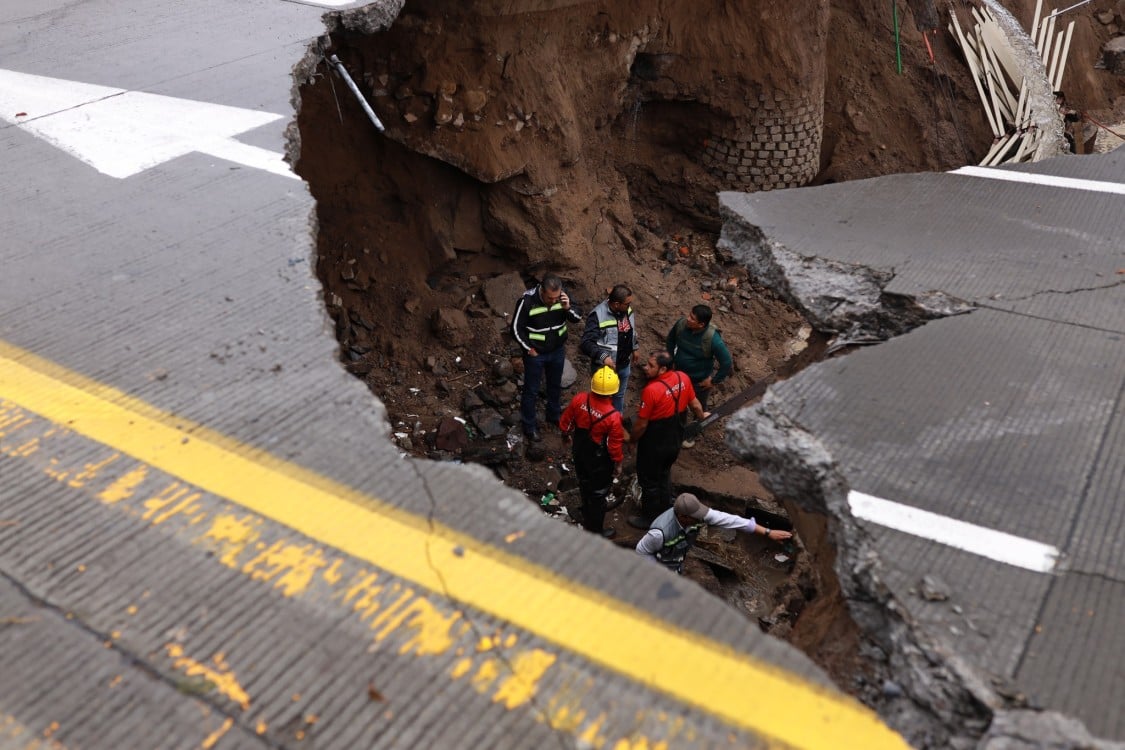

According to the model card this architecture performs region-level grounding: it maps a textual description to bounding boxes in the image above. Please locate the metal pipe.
[1047,0,1095,19]
[328,54,385,133]
[892,0,903,74]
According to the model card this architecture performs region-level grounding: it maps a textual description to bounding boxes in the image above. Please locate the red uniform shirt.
[559,392,625,463]
[637,371,695,421]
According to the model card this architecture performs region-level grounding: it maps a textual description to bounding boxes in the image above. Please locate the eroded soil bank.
[290,0,1125,746]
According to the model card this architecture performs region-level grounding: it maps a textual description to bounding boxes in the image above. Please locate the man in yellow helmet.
[559,367,626,538]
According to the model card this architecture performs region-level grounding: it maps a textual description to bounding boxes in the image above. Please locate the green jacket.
[666,318,732,385]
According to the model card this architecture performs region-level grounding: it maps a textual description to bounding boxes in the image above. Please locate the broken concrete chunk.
[717,197,971,339]
[919,574,951,602]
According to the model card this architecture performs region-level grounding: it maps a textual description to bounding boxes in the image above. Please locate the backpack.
[672,318,717,359]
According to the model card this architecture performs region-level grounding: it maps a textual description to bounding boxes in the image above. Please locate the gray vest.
[590,299,635,366]
[651,508,702,573]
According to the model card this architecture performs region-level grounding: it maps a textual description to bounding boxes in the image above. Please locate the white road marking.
[848,490,1061,573]
[0,69,297,180]
[953,165,1125,195]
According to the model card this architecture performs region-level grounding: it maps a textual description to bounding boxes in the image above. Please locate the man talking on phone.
[511,273,582,442]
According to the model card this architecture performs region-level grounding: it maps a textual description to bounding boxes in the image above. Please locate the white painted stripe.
[0,69,291,180]
[953,165,1125,195]
[199,139,299,181]
[848,490,1061,573]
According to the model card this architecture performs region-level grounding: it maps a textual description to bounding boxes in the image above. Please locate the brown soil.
[293,0,1125,711]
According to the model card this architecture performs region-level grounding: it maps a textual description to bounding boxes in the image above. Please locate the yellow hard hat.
[591,366,620,396]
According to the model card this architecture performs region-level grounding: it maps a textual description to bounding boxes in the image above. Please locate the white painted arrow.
[0,69,298,180]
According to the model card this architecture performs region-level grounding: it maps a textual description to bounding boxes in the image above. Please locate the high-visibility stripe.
[528,333,546,341]
[599,319,616,329]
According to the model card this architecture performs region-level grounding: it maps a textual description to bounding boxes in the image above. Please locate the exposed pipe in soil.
[328,54,386,133]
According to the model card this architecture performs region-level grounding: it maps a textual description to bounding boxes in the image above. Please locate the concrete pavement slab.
[720,153,1125,741]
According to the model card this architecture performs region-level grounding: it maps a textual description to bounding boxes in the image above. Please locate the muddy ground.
[291,0,1125,734]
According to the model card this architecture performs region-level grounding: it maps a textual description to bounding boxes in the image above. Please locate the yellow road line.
[0,340,907,750]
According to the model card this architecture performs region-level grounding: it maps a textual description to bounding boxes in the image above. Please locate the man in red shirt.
[560,367,626,538]
[627,351,709,529]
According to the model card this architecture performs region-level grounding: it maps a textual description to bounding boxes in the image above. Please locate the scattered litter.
[409,387,422,395]
[393,432,409,439]
[453,416,466,424]
[774,553,790,563]
[504,530,526,543]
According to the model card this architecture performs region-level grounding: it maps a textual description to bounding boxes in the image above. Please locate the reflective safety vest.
[512,286,577,354]
[590,298,636,368]
[651,507,703,574]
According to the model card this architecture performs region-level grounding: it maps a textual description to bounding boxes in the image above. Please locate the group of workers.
[511,274,792,568]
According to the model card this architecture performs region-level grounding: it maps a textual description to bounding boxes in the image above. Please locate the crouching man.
[635,493,793,574]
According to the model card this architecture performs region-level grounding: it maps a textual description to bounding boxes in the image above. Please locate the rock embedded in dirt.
[431,307,470,346]
[470,409,506,437]
[462,389,484,410]
[1104,36,1125,76]
[434,416,468,452]
[481,271,526,315]
[491,358,513,382]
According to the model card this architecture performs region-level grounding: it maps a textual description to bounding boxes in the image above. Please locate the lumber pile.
[950,1,1074,165]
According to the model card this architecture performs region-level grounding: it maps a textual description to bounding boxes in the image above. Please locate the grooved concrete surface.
[720,153,1125,739]
[0,2,886,750]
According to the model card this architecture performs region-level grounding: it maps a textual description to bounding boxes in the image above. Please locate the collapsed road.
[0,0,1122,747]
[295,0,1125,747]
